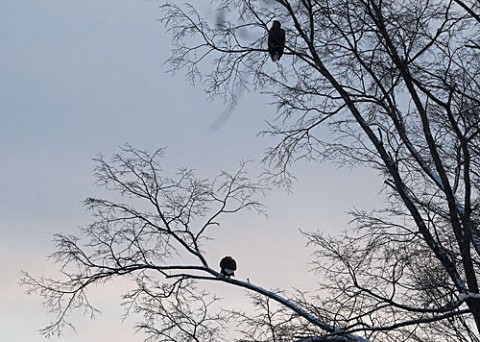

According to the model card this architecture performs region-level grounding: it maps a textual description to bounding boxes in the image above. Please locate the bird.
[268,20,286,61]
[220,256,237,277]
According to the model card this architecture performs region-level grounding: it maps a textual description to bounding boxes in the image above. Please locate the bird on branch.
[220,256,237,277]
[268,20,286,61]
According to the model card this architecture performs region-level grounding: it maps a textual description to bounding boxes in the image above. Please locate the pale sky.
[0,1,383,341]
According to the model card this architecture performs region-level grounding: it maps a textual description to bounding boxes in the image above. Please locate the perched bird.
[220,256,237,277]
[268,20,286,61]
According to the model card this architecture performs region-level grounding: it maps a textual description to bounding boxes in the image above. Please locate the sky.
[0,1,384,341]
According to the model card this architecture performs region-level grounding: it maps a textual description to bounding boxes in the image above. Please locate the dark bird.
[220,256,237,277]
[268,20,286,61]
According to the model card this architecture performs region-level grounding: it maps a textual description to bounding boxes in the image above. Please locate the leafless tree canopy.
[22,146,267,339]
[23,0,480,341]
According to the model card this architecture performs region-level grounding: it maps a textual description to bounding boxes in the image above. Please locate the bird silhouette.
[268,20,286,61]
[220,256,237,277]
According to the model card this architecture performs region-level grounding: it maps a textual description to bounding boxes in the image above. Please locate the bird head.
[272,20,281,29]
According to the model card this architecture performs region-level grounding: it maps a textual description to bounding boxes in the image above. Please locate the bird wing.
[268,30,275,49]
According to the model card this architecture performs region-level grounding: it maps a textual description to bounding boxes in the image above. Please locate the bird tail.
[271,52,281,61]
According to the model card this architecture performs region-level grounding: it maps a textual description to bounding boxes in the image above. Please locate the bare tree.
[23,0,480,341]
[21,146,368,341]
[22,145,265,340]
[159,0,480,340]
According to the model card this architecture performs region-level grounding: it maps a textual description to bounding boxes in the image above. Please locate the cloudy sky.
[0,1,383,340]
